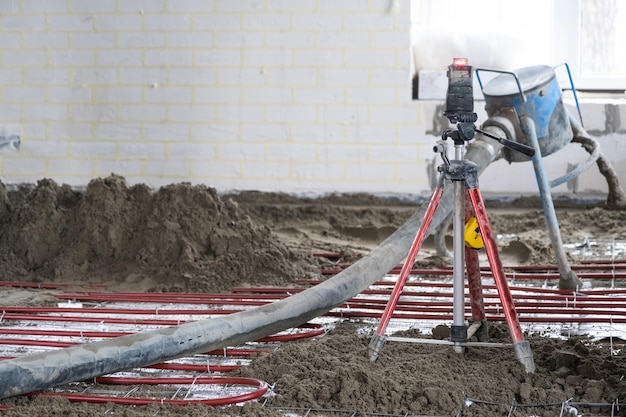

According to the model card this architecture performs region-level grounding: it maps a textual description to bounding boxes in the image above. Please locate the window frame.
[411,0,626,94]
[553,0,626,92]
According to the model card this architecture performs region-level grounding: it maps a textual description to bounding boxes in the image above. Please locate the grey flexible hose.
[0,130,504,400]
[569,114,626,209]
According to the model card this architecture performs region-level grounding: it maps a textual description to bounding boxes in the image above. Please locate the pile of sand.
[0,175,311,293]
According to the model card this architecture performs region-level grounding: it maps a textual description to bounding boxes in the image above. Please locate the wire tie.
[183,376,199,400]
[123,387,139,398]
[171,386,184,400]
[610,317,615,355]
[0,311,5,324]
[507,401,516,417]
[611,265,616,289]
[223,347,227,357]
[182,386,193,401]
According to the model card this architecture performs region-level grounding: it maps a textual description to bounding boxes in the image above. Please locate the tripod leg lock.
[450,325,467,343]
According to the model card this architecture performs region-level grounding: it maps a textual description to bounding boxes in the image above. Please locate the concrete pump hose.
[0,129,504,400]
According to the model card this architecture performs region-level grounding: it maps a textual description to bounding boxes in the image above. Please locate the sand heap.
[0,175,310,293]
[237,322,626,417]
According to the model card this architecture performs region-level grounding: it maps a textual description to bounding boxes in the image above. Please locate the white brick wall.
[0,0,428,192]
[0,0,623,197]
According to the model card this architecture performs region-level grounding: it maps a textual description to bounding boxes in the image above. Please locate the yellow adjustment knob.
[464,216,484,249]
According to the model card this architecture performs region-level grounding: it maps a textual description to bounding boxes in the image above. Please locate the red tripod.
[368,138,535,374]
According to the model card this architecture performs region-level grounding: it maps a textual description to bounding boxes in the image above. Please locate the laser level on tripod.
[368,58,536,373]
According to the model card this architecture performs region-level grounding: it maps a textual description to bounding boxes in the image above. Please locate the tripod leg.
[464,192,487,341]
[368,182,445,362]
[467,187,536,373]
[451,173,466,351]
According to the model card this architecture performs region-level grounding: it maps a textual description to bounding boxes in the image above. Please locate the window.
[411,0,626,95]
[554,0,626,91]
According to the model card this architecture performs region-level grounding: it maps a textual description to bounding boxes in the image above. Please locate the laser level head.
[444,57,477,125]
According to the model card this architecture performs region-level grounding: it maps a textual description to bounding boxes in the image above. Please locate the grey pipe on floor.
[0,130,504,400]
